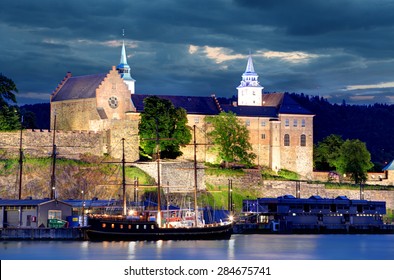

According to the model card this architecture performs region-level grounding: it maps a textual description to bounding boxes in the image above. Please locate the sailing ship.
[85,126,233,241]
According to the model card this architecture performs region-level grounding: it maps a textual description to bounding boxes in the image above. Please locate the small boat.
[85,131,233,241]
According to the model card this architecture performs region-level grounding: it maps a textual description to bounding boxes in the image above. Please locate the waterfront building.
[0,199,72,228]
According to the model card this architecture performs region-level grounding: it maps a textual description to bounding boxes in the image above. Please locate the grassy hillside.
[0,157,155,201]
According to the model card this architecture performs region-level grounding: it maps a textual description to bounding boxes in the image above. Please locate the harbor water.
[1,234,394,260]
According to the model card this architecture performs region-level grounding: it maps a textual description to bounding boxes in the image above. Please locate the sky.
[2,0,394,105]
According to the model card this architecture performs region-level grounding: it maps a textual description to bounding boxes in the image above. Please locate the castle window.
[293,119,298,127]
[194,117,199,124]
[301,119,306,127]
[261,134,266,140]
[285,119,289,127]
[108,96,119,109]
[261,121,266,127]
[245,120,250,126]
[284,134,290,146]
[300,134,306,146]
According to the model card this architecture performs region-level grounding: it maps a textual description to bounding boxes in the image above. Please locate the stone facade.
[50,67,132,132]
[134,161,205,192]
[0,130,103,159]
[0,121,139,162]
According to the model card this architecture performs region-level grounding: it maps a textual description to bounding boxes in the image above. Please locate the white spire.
[236,53,264,106]
[245,54,255,73]
[116,30,135,93]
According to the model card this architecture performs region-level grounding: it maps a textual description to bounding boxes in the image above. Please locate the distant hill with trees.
[289,93,394,169]
[20,93,394,170]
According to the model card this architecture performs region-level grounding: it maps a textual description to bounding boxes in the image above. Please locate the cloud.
[2,0,394,105]
[259,51,320,64]
[17,92,51,104]
[189,46,319,65]
[189,45,246,63]
[345,82,394,91]
[349,95,375,101]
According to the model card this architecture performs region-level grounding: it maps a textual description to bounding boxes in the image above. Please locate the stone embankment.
[0,228,85,240]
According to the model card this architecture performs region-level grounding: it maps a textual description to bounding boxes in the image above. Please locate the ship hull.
[86,216,233,241]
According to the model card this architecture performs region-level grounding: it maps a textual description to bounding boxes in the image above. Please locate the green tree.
[139,96,192,159]
[0,73,20,131]
[314,134,344,170]
[333,139,373,184]
[205,111,256,168]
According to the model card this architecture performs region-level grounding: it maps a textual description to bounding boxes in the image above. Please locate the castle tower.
[117,34,135,94]
[237,54,264,106]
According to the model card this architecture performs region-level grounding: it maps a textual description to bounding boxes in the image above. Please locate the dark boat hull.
[86,216,233,241]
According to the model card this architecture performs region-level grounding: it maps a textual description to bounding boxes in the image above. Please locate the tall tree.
[205,111,256,168]
[333,139,373,184]
[314,134,344,170]
[139,96,192,159]
[0,73,20,131]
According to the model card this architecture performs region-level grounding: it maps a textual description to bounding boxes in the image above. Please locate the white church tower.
[237,54,264,106]
[117,33,135,94]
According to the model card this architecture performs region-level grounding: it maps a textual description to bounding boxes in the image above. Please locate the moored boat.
[85,134,234,241]
[86,213,233,241]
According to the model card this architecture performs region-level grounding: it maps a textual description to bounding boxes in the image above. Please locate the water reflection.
[1,235,394,260]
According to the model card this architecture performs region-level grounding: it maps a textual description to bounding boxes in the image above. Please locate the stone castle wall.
[133,161,205,192]
[0,130,104,159]
[0,118,139,162]
[51,98,99,131]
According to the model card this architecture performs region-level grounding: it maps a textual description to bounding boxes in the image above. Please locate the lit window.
[120,224,124,229]
[48,210,61,219]
[111,224,115,229]
[300,134,306,147]
[285,119,289,127]
[102,223,106,228]
[284,134,290,146]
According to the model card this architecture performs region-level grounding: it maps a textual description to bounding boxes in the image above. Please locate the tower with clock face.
[236,55,264,106]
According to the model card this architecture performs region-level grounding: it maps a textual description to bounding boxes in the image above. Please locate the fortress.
[3,40,315,178]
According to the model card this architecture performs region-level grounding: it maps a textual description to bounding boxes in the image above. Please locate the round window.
[108,96,118,109]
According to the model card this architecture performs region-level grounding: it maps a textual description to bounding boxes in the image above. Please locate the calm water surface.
[1,234,394,260]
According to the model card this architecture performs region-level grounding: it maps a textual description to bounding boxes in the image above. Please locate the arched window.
[284,134,290,146]
[300,134,306,147]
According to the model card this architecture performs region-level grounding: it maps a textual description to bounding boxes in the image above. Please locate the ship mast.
[18,116,24,200]
[155,119,162,227]
[193,125,198,226]
[121,138,127,216]
[50,113,57,200]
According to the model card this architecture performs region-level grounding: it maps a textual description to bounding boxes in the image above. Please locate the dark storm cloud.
[1,0,394,105]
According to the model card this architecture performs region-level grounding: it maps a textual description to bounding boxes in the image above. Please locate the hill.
[289,93,394,169]
[20,103,50,129]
